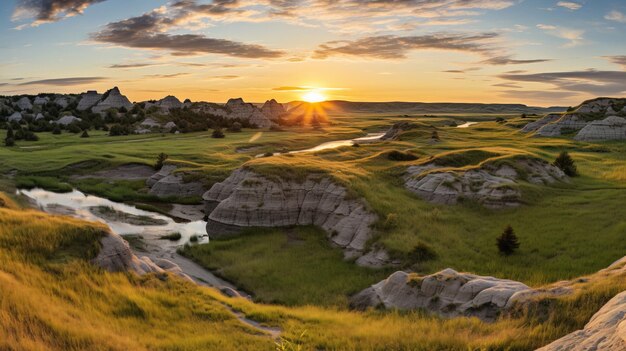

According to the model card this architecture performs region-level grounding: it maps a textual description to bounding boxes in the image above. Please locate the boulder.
[15,97,32,111]
[92,87,133,114]
[55,115,82,126]
[536,291,626,351]
[8,112,22,122]
[164,121,177,131]
[34,113,45,121]
[404,157,566,208]
[33,96,49,105]
[54,97,70,109]
[77,90,102,111]
[351,269,533,321]
[261,99,286,120]
[203,168,377,256]
[146,165,177,187]
[574,116,626,141]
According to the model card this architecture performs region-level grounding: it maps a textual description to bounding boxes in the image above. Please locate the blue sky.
[0,0,624,105]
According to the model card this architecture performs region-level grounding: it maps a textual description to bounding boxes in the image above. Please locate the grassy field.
[2,195,626,350]
[2,112,626,305]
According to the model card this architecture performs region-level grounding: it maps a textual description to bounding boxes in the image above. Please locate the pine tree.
[154,153,168,170]
[553,151,578,176]
[81,130,90,138]
[497,225,520,256]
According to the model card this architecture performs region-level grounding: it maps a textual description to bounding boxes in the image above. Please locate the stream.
[257,132,386,157]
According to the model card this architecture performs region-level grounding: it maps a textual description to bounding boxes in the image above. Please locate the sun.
[302,91,326,103]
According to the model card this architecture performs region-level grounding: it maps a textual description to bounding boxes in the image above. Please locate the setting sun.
[302,91,327,103]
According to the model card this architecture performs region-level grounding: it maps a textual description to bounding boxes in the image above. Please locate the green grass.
[181,226,390,306]
[15,176,73,193]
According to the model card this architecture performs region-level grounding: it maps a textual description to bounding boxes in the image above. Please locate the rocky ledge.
[93,230,192,282]
[203,168,377,257]
[146,165,206,198]
[404,157,566,208]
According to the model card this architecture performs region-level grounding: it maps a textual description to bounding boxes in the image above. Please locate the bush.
[228,122,242,132]
[497,225,520,256]
[495,117,505,123]
[387,150,418,161]
[554,151,578,176]
[154,153,168,170]
[81,130,90,138]
[52,125,62,134]
[408,242,437,262]
[212,128,225,138]
[431,130,439,140]
[160,232,182,241]
[4,137,15,147]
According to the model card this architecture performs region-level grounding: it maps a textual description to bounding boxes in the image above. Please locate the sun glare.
[302,91,326,103]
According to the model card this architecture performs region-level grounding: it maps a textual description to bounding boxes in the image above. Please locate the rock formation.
[521,113,561,133]
[574,116,626,141]
[92,87,133,114]
[536,291,626,350]
[93,230,192,281]
[404,157,566,208]
[77,90,103,111]
[15,97,32,111]
[261,99,286,120]
[203,168,377,257]
[350,269,535,321]
[8,112,22,122]
[54,96,70,109]
[55,115,82,125]
[226,98,272,128]
[33,96,49,105]
[146,165,205,198]
[381,121,418,140]
[157,95,183,112]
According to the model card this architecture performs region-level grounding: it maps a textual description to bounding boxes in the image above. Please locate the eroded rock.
[574,116,626,141]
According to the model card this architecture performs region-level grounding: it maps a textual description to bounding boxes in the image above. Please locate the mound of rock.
[261,99,286,120]
[15,97,32,111]
[33,96,49,105]
[8,112,22,122]
[381,121,418,140]
[203,168,377,256]
[77,90,103,111]
[537,291,626,351]
[92,87,133,114]
[574,116,626,141]
[157,95,183,112]
[146,165,205,198]
[55,115,82,126]
[226,98,272,128]
[404,157,566,208]
[93,231,192,281]
[351,269,533,321]
[523,98,626,138]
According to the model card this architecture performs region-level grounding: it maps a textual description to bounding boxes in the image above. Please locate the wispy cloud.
[605,10,626,23]
[603,55,626,69]
[12,0,107,27]
[143,73,190,79]
[499,70,626,96]
[556,1,582,11]
[481,56,552,65]
[537,24,584,47]
[17,77,107,86]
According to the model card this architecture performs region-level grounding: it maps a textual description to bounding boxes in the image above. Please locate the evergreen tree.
[81,130,90,138]
[154,153,168,170]
[52,125,62,135]
[553,151,578,176]
[497,225,520,256]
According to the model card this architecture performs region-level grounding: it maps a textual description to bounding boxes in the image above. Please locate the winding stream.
[257,132,386,157]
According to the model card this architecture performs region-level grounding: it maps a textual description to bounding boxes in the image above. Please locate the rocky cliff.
[146,165,206,198]
[203,168,377,257]
[91,87,133,114]
[404,157,566,208]
[226,98,272,128]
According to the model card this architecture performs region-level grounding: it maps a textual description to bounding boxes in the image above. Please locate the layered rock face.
[537,291,626,351]
[203,168,377,255]
[55,115,82,125]
[574,116,626,141]
[261,99,286,120]
[404,158,566,208]
[93,230,192,281]
[523,98,626,139]
[146,165,206,198]
[351,269,533,321]
[157,95,183,111]
[92,87,133,114]
[77,90,103,111]
[33,96,49,105]
[15,97,32,111]
[225,98,272,128]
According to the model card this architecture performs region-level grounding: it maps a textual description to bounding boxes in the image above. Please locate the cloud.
[498,89,578,101]
[442,67,481,73]
[314,32,499,59]
[536,24,584,47]
[109,63,159,69]
[603,55,626,69]
[481,56,551,65]
[12,0,106,26]
[90,7,284,58]
[492,83,522,88]
[143,73,190,79]
[556,1,581,10]
[499,70,626,96]
[18,77,107,86]
[605,10,626,23]
[208,75,241,79]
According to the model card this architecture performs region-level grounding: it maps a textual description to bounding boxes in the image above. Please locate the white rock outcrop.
[146,165,205,198]
[54,97,70,109]
[350,269,533,321]
[261,99,286,120]
[33,96,49,105]
[77,91,103,111]
[226,98,272,128]
[15,97,32,111]
[55,115,82,125]
[574,116,626,141]
[521,114,562,133]
[157,95,183,112]
[404,157,566,208]
[536,291,626,351]
[92,87,133,114]
[7,112,22,122]
[203,168,377,255]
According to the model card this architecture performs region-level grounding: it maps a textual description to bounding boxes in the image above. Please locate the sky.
[0,0,625,106]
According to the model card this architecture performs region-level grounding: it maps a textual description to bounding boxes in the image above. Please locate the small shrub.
[4,137,15,147]
[408,242,437,262]
[495,117,505,123]
[81,130,90,138]
[160,232,182,241]
[228,122,242,132]
[189,235,199,243]
[431,131,440,140]
[212,128,225,138]
[154,153,168,170]
[497,225,520,256]
[553,151,578,176]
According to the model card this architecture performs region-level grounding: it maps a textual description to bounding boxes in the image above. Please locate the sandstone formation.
[93,230,192,281]
[54,96,70,108]
[8,112,22,122]
[261,99,286,120]
[33,96,49,105]
[523,98,626,139]
[77,90,103,111]
[574,116,626,141]
[92,87,133,114]
[350,269,533,321]
[536,291,626,351]
[404,157,566,208]
[381,121,418,140]
[15,97,32,111]
[203,168,377,256]
[55,115,82,125]
[140,117,161,129]
[146,165,206,198]
[157,95,183,111]
[226,98,272,128]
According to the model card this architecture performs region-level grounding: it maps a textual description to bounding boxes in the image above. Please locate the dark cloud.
[442,67,481,73]
[492,82,521,88]
[498,89,578,101]
[90,10,284,58]
[499,70,626,96]
[481,56,551,65]
[13,0,106,25]
[18,77,107,86]
[314,32,498,59]
[109,63,158,69]
[603,55,626,68]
